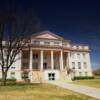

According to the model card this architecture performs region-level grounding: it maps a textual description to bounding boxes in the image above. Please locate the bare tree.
[0,3,41,85]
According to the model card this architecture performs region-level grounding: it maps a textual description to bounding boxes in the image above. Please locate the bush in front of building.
[0,78,16,85]
[73,76,94,80]
[93,69,100,76]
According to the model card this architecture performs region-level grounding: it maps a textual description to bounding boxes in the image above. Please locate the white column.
[40,50,43,71]
[29,49,33,82]
[67,51,74,79]
[51,50,54,69]
[60,50,64,71]
[17,50,22,80]
[67,51,71,68]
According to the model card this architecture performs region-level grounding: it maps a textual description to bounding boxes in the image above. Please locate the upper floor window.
[33,54,38,60]
[77,53,80,59]
[22,52,29,59]
[76,46,79,49]
[54,42,60,45]
[44,55,47,60]
[44,41,50,45]
[22,62,29,69]
[71,52,75,58]
[78,62,81,69]
[83,53,86,58]
[33,40,40,45]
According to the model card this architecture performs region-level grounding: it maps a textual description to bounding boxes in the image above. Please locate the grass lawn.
[0,83,97,100]
[73,79,100,88]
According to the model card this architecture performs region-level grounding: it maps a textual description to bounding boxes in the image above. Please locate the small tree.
[0,3,41,85]
[93,69,100,76]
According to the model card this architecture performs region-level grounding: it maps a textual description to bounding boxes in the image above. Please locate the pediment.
[35,33,58,39]
[31,31,64,40]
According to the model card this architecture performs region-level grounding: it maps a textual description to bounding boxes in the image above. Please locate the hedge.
[73,76,94,80]
[0,78,16,85]
[0,78,16,82]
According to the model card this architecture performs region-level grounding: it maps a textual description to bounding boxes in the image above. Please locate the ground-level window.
[11,66,15,69]
[83,62,87,69]
[10,72,15,78]
[72,62,75,69]
[78,62,81,69]
[21,71,29,78]
[79,72,82,76]
[85,72,88,76]
[73,72,76,76]
[48,73,55,80]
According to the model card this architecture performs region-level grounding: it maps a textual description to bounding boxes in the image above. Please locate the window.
[85,72,88,76]
[48,73,55,80]
[77,53,80,58]
[44,55,47,60]
[79,72,82,76]
[83,62,87,69]
[44,41,50,45]
[10,72,15,78]
[33,63,39,70]
[33,40,40,45]
[22,51,29,59]
[33,54,38,60]
[43,63,47,69]
[73,72,76,76]
[22,62,29,69]
[21,71,29,79]
[72,62,75,69]
[83,53,86,58]
[78,62,81,69]
[11,66,15,69]
[71,52,75,58]
[54,42,59,45]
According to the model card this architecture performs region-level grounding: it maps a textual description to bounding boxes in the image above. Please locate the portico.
[21,49,69,82]
[28,49,68,71]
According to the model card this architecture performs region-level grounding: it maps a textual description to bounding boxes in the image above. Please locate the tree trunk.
[2,72,7,86]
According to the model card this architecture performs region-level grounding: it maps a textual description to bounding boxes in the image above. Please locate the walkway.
[49,81,100,99]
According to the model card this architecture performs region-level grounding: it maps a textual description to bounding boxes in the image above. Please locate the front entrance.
[48,73,55,80]
[44,70,59,81]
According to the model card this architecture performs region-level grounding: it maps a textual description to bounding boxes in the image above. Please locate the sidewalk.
[49,81,100,99]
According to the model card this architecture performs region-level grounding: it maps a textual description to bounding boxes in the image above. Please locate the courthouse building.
[0,31,93,82]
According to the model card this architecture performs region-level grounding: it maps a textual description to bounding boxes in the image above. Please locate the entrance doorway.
[48,73,55,81]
